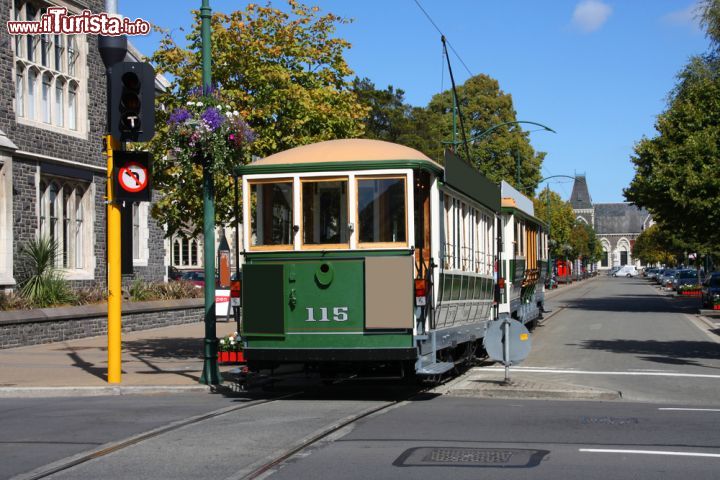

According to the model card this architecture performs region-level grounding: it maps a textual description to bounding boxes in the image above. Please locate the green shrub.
[17,236,75,307]
[128,279,153,302]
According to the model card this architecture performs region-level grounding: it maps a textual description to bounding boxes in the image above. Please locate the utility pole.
[199,0,221,385]
[98,0,126,384]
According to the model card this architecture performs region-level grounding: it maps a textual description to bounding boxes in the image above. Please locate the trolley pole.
[199,0,221,385]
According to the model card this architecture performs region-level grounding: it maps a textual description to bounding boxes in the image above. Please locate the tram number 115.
[305,307,349,322]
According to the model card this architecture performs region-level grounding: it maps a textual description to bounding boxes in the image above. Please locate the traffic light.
[109,62,155,142]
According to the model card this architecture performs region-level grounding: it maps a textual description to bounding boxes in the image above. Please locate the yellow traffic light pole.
[106,134,122,383]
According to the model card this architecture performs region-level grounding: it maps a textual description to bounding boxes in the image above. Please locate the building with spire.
[569,175,653,270]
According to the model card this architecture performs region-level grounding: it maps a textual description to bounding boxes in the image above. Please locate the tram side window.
[250,181,293,247]
[357,177,406,245]
[302,179,348,246]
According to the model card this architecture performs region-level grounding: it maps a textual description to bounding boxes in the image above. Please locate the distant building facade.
[0,0,166,291]
[570,175,653,270]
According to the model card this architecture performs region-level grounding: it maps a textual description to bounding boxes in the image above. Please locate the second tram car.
[498,181,549,327]
[236,139,540,378]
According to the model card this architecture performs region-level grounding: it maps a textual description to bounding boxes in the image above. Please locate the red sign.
[117,161,148,193]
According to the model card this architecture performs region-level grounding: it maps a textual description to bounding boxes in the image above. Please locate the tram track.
[14,381,434,480]
[236,384,444,479]
[13,391,304,480]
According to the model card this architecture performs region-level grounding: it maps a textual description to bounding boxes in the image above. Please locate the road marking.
[628,369,676,372]
[658,408,720,412]
[580,449,720,458]
[480,367,720,379]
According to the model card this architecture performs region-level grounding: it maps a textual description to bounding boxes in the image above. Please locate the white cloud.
[572,0,613,33]
[662,3,701,30]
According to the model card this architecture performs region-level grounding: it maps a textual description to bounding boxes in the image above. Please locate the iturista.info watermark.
[7,7,150,36]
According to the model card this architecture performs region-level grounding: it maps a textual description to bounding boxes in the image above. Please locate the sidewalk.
[0,320,239,396]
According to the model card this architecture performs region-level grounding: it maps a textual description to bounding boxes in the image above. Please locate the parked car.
[644,267,659,279]
[671,269,698,291]
[653,268,667,283]
[612,265,638,277]
[607,266,621,276]
[167,266,183,281]
[180,270,205,288]
[657,269,676,287]
[701,273,720,309]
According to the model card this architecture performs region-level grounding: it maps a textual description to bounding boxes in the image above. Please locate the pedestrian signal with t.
[108,62,155,142]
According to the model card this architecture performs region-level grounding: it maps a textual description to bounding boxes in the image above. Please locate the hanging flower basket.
[166,87,255,175]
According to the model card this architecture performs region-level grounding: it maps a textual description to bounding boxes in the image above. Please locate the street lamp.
[444,120,556,193]
[444,120,556,148]
[199,0,221,386]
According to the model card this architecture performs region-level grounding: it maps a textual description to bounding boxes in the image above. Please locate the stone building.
[569,175,653,270]
[0,0,166,291]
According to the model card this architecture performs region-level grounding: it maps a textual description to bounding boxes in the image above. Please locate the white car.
[613,265,638,277]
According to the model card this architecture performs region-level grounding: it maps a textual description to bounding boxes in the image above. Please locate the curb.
[696,315,719,330]
[446,372,622,402]
[0,384,215,398]
[538,306,565,324]
[447,385,621,402]
[544,275,598,300]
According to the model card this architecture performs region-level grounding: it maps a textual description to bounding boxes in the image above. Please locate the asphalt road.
[3,276,719,480]
[266,397,720,480]
[526,276,720,404]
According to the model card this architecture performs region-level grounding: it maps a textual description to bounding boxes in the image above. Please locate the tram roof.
[235,139,443,175]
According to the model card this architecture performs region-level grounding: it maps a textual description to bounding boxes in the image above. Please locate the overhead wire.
[412,0,474,78]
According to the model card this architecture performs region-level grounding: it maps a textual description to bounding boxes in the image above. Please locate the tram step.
[417,362,455,376]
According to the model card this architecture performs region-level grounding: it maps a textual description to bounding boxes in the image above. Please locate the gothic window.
[39,179,90,271]
[13,1,85,134]
[54,79,64,127]
[41,72,52,123]
[132,203,140,260]
[170,235,201,268]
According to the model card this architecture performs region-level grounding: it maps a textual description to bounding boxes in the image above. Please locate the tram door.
[414,170,431,278]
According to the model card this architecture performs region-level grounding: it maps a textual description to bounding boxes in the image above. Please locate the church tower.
[569,175,594,226]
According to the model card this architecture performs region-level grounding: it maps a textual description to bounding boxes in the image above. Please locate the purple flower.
[229,117,257,144]
[168,108,191,125]
[241,123,257,143]
[201,107,224,131]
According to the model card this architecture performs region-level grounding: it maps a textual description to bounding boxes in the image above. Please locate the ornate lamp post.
[199,0,221,385]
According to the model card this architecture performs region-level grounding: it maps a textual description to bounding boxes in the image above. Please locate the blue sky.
[120,0,710,203]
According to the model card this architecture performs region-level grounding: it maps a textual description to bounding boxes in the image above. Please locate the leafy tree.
[568,222,603,263]
[150,1,367,236]
[632,224,683,266]
[625,1,720,261]
[533,189,575,259]
[426,75,546,194]
[351,77,410,142]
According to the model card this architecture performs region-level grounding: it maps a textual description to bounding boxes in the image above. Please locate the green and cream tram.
[236,139,501,378]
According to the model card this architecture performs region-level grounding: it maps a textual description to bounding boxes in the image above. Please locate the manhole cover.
[393,447,548,468]
[581,416,639,425]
